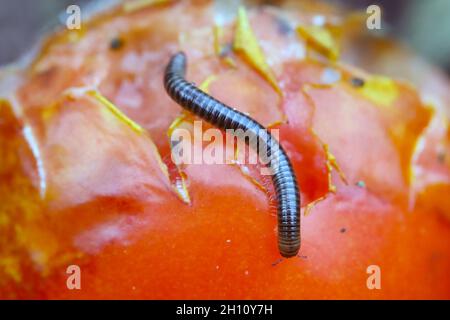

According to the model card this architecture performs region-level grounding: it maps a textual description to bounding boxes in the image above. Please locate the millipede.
[163,52,301,258]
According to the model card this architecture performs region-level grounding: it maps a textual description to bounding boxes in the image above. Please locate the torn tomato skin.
[1,0,450,299]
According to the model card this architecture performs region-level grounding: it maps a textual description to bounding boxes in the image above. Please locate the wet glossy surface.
[0,0,449,299]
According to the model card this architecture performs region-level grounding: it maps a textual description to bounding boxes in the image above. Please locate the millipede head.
[166,51,187,77]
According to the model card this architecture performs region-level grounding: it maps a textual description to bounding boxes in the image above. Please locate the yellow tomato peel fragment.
[166,113,198,205]
[167,111,194,139]
[199,75,218,93]
[213,25,224,56]
[173,169,191,205]
[87,90,144,134]
[235,163,268,193]
[310,129,348,194]
[79,90,189,205]
[323,143,348,193]
[233,7,281,94]
[297,25,339,61]
[222,56,237,68]
[304,195,327,216]
[357,75,398,107]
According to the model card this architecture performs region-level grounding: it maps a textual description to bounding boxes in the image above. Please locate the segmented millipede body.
[164,52,301,258]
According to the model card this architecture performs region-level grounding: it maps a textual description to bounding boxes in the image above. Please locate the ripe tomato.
[1,0,449,299]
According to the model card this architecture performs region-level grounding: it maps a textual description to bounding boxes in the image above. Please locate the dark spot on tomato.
[351,77,365,87]
[275,16,293,35]
[219,43,232,57]
[110,37,124,50]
